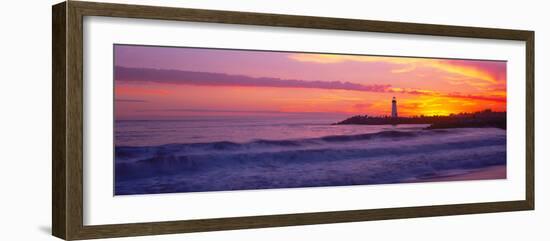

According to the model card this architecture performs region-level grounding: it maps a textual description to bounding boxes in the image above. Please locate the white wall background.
[0,0,547,240]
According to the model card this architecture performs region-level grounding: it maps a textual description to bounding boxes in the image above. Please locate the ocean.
[114,115,506,195]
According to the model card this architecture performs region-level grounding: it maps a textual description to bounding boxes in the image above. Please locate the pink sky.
[114,45,506,119]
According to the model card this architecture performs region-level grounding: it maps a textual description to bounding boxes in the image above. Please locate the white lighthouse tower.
[391,96,398,118]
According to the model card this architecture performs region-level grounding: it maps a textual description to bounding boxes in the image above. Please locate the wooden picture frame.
[52,1,534,240]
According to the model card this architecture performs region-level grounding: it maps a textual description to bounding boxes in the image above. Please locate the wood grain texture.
[525,32,535,209]
[51,1,535,240]
[66,2,85,240]
[52,2,67,239]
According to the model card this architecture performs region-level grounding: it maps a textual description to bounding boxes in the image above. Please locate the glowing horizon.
[114,45,506,119]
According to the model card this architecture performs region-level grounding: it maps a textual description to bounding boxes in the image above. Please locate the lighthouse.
[391,97,398,118]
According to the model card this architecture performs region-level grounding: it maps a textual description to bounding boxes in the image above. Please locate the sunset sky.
[114,45,506,119]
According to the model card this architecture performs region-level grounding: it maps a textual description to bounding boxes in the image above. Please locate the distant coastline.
[335,109,506,130]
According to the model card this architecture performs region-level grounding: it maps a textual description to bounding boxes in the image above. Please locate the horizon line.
[116,109,506,121]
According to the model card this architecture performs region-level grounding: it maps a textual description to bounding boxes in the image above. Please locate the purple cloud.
[115,66,391,93]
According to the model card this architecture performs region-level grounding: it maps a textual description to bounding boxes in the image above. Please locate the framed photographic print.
[52,1,534,240]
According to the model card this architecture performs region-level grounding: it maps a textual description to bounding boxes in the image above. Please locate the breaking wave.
[115,128,506,195]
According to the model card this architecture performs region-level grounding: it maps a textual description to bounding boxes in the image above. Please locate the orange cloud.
[288,54,420,65]
[430,61,500,84]
[387,87,506,103]
[388,87,437,96]
[288,53,504,85]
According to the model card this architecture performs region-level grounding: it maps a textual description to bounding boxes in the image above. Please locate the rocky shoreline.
[335,109,506,130]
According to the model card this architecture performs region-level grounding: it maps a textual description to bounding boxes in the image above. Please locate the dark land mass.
[335,109,506,130]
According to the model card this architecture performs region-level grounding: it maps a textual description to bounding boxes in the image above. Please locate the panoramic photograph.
[113,44,507,195]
